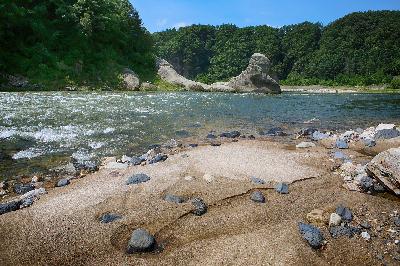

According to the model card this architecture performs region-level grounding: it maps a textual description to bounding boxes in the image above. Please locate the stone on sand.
[276,182,289,194]
[126,173,150,185]
[296,142,316,149]
[298,222,325,249]
[250,191,265,203]
[191,198,207,216]
[56,178,70,187]
[127,228,156,253]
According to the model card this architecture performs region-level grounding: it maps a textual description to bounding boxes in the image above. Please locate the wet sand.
[0,139,399,265]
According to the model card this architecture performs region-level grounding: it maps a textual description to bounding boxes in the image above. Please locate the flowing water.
[1,91,400,179]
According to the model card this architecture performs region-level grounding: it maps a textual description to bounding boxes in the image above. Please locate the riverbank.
[1,124,400,265]
[281,85,399,94]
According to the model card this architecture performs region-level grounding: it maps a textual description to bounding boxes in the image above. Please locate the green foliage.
[391,76,400,89]
[154,11,400,87]
[0,0,155,89]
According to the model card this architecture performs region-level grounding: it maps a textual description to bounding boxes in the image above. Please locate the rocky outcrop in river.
[157,53,281,94]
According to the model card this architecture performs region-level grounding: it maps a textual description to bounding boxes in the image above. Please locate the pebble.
[127,228,156,253]
[298,222,325,249]
[394,217,400,227]
[363,138,376,147]
[250,176,265,185]
[361,231,371,241]
[275,182,289,194]
[189,144,198,148]
[250,191,265,203]
[164,194,186,204]
[333,151,347,160]
[0,189,6,196]
[126,173,150,185]
[14,183,35,194]
[312,131,330,141]
[296,142,316,148]
[360,222,371,229]
[120,155,133,163]
[336,205,353,222]
[131,156,144,166]
[191,198,207,216]
[330,225,361,238]
[207,133,216,139]
[148,154,168,164]
[0,200,22,215]
[210,142,221,147]
[395,240,399,245]
[100,213,122,223]
[329,213,342,227]
[336,139,349,149]
[306,209,326,226]
[56,178,70,187]
[263,127,287,136]
[31,176,40,183]
[203,174,214,183]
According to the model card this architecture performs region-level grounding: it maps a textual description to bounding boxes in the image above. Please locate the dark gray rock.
[298,222,325,249]
[148,144,161,150]
[394,217,400,227]
[189,144,198,148]
[374,129,400,140]
[0,200,22,215]
[373,182,386,193]
[210,142,221,147]
[336,205,353,222]
[131,156,145,166]
[363,138,376,147]
[336,139,349,149]
[56,178,70,187]
[276,182,289,194]
[329,225,361,238]
[191,198,207,216]
[359,176,374,191]
[148,154,168,164]
[250,191,265,203]
[126,173,150,185]
[248,135,256,140]
[71,158,98,172]
[100,213,122,223]
[164,194,186,204]
[220,131,241,138]
[127,228,156,253]
[261,127,287,136]
[333,151,347,160]
[14,183,35,194]
[207,133,216,139]
[360,222,371,229]
[298,128,318,137]
[250,176,265,185]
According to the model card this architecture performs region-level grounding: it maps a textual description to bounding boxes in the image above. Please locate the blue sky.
[131,0,400,32]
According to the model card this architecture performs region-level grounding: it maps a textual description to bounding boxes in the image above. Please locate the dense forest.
[0,0,155,89]
[154,11,400,88]
[0,1,399,89]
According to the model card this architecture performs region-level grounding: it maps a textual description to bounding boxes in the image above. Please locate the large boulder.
[366,148,400,195]
[121,68,140,90]
[156,59,207,91]
[223,53,281,94]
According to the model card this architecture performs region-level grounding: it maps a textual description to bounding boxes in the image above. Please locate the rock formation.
[121,68,140,90]
[157,53,281,94]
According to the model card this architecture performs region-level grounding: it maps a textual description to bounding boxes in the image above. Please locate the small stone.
[127,228,156,253]
[31,176,40,183]
[210,142,221,146]
[359,176,373,191]
[148,154,168,164]
[360,222,371,229]
[0,200,22,215]
[330,226,361,238]
[329,213,342,227]
[56,178,70,187]
[394,217,400,227]
[100,213,122,223]
[250,176,265,185]
[262,127,287,137]
[333,151,347,160]
[276,182,289,194]
[336,205,353,222]
[312,131,330,141]
[298,222,325,249]
[250,191,265,203]
[395,240,399,245]
[189,144,198,148]
[0,189,7,196]
[184,176,193,181]
[207,133,216,139]
[14,183,35,194]
[126,173,150,185]
[131,156,144,166]
[363,138,376,147]
[336,139,349,149]
[296,142,316,148]
[361,231,371,241]
[164,194,186,204]
[220,131,241,138]
[373,182,386,193]
[120,155,133,163]
[376,254,384,261]
[191,198,207,216]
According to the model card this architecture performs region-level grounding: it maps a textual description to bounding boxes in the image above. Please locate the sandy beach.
[1,137,399,265]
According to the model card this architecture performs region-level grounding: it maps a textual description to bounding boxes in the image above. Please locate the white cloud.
[173,22,189,29]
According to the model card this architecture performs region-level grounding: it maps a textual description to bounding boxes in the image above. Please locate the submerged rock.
[298,222,325,249]
[366,148,400,195]
[250,191,265,203]
[126,173,150,185]
[127,228,156,253]
[191,198,207,216]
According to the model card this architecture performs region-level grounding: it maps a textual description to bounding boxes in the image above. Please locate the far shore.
[281,85,399,94]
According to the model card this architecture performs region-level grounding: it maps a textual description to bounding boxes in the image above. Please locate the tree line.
[0,0,155,89]
[154,11,400,88]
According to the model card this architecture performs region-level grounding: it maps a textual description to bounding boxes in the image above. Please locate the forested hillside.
[154,11,400,87]
[0,0,154,89]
